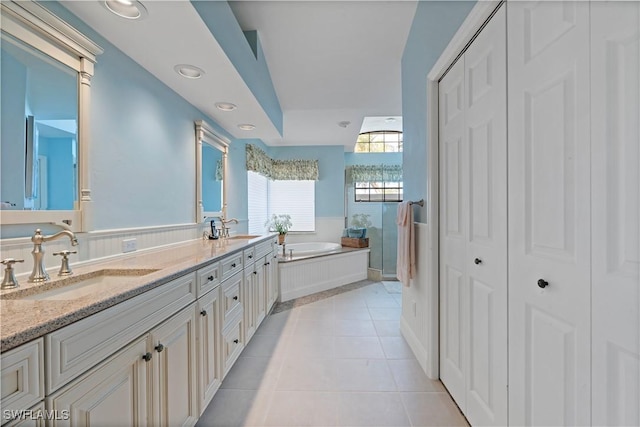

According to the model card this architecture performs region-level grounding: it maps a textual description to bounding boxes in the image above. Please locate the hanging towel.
[396,201,416,287]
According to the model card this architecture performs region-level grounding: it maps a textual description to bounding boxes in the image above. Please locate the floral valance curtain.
[246,144,319,180]
[347,164,403,183]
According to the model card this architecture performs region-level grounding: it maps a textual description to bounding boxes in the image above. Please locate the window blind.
[268,180,315,232]
[247,171,269,235]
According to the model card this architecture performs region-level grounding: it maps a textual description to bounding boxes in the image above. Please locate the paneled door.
[507,1,591,425]
[591,2,640,425]
[439,5,507,425]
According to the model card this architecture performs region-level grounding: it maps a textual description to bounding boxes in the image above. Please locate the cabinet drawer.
[255,240,272,260]
[3,401,46,427]
[46,273,196,394]
[243,247,255,267]
[221,313,244,377]
[0,339,44,421]
[196,261,220,297]
[221,272,243,325]
[220,253,243,281]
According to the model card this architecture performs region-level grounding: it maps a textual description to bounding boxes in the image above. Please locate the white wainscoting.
[279,217,345,245]
[0,223,205,277]
[279,249,369,302]
[400,222,439,379]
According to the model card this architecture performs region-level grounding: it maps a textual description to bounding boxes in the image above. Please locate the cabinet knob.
[155,343,164,353]
[474,258,482,265]
[200,309,207,316]
[265,262,270,266]
[233,339,239,344]
[248,255,253,259]
[538,279,549,289]
[253,271,257,275]
[233,295,238,301]
[207,275,215,282]
[142,352,152,362]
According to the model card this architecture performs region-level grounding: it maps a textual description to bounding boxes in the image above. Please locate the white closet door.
[439,55,468,411]
[591,2,640,426]
[507,1,591,426]
[439,5,507,425]
[464,5,507,425]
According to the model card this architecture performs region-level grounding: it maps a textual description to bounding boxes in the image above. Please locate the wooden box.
[341,237,369,248]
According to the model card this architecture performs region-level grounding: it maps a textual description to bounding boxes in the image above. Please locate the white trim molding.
[0,0,103,232]
[195,120,230,223]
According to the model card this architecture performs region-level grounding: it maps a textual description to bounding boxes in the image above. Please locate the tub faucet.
[29,228,78,283]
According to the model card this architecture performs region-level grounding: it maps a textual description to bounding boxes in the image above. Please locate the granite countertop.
[0,235,273,352]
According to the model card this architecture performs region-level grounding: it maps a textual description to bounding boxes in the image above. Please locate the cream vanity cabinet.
[0,339,44,426]
[195,284,222,415]
[47,274,200,426]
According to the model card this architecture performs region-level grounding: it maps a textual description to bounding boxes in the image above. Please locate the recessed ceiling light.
[216,102,237,112]
[338,121,351,128]
[103,0,147,20]
[174,64,204,79]
[385,117,397,123]
[237,124,256,131]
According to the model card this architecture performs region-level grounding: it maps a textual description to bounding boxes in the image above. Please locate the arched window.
[354,131,403,153]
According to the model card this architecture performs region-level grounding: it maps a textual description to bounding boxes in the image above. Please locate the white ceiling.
[62,0,417,151]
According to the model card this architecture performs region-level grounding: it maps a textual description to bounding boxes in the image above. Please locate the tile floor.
[197,281,468,427]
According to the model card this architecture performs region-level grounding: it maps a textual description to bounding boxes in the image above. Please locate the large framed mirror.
[195,120,229,222]
[0,1,102,230]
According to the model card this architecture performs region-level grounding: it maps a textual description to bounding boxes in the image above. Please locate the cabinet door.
[439,52,468,411]
[591,2,640,425]
[48,336,149,427]
[438,6,507,425]
[255,256,267,328]
[150,305,198,427]
[507,1,591,425]
[243,268,256,342]
[267,253,278,311]
[196,287,222,415]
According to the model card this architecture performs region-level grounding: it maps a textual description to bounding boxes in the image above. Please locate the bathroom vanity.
[0,234,278,426]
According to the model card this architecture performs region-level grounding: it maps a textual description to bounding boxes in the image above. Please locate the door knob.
[537,279,549,289]
[474,258,482,265]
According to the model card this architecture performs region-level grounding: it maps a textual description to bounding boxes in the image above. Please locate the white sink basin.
[5,269,158,301]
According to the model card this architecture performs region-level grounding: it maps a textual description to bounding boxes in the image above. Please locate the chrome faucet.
[29,228,79,283]
[217,216,239,238]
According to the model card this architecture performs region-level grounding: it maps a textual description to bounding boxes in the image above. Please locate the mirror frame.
[195,120,230,222]
[0,0,102,231]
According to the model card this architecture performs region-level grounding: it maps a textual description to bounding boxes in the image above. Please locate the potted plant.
[265,214,292,244]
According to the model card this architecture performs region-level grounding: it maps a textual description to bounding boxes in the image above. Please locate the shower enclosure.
[346,186,398,278]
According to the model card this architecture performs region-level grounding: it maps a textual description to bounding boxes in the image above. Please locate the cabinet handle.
[233,295,238,301]
[231,263,236,268]
[142,352,152,362]
[200,309,207,316]
[233,339,239,344]
[207,275,215,282]
[538,279,549,289]
[474,258,482,265]
[155,343,164,353]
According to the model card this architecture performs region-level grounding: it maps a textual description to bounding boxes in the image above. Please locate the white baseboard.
[400,316,434,379]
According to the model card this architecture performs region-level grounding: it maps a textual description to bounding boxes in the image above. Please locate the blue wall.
[191,1,283,135]
[270,145,345,218]
[401,0,475,222]
[40,2,235,230]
